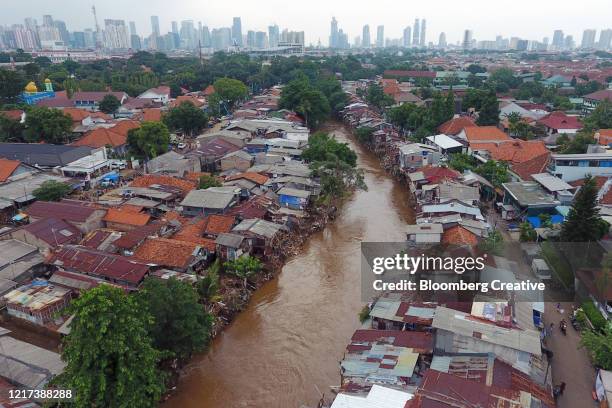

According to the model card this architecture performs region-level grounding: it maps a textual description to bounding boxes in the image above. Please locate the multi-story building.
[413,18,420,46]
[552,29,564,49]
[403,26,411,47]
[362,25,370,48]
[438,32,447,48]
[329,17,338,48]
[232,17,243,46]
[548,153,612,182]
[268,24,279,48]
[598,29,612,50]
[255,31,267,49]
[420,19,426,47]
[581,29,597,49]
[376,25,384,47]
[104,19,129,49]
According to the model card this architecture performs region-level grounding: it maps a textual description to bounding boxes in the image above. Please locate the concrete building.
[362,25,370,47]
[376,25,384,48]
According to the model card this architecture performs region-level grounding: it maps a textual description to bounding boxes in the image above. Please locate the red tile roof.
[442,225,479,246]
[133,237,201,269]
[142,108,163,122]
[597,129,612,146]
[438,117,477,136]
[61,108,110,122]
[384,70,436,78]
[584,89,612,101]
[103,208,151,227]
[471,139,549,164]
[205,214,235,235]
[537,111,582,130]
[130,175,196,195]
[421,166,460,184]
[225,172,269,185]
[170,95,205,108]
[464,126,511,143]
[72,128,126,148]
[510,153,550,181]
[48,245,149,285]
[203,85,215,96]
[0,158,21,182]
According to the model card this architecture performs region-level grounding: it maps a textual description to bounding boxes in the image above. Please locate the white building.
[549,153,612,182]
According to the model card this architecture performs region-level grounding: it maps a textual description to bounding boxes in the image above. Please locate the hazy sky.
[2,0,611,45]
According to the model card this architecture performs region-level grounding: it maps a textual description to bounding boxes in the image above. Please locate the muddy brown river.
[164,122,415,408]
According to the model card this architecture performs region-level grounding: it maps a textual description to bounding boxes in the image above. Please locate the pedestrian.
[549,322,554,334]
[556,303,561,312]
[559,382,566,395]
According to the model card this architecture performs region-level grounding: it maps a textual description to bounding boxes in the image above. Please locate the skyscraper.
[268,24,279,48]
[552,30,564,49]
[232,17,243,46]
[598,29,612,50]
[564,35,574,49]
[255,31,267,48]
[413,18,420,46]
[581,29,597,49]
[150,16,160,37]
[180,20,197,49]
[420,19,426,47]
[376,25,384,47]
[362,25,370,48]
[329,17,338,48]
[171,21,178,35]
[463,30,473,49]
[402,26,411,47]
[42,15,53,27]
[104,19,130,49]
[438,32,447,48]
[129,21,138,36]
[247,30,256,47]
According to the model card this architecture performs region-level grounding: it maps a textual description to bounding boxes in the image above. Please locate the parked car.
[110,160,127,170]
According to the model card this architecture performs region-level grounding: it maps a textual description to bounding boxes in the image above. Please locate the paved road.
[543,302,598,408]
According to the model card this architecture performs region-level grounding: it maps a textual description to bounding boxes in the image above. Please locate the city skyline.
[1,0,611,47]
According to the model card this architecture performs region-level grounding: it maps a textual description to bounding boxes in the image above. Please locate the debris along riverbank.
[164,121,414,408]
[163,125,364,400]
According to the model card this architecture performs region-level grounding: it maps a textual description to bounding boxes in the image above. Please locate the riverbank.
[162,121,414,408]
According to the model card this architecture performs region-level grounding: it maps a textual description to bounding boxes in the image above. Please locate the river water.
[164,122,415,408]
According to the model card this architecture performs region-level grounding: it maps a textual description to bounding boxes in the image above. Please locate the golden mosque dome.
[44,78,51,83]
[25,82,38,93]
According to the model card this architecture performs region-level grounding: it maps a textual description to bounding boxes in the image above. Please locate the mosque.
[21,79,56,105]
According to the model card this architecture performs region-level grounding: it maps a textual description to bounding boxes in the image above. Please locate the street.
[544,302,598,408]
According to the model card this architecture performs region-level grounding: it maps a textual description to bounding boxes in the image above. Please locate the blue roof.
[527,215,564,228]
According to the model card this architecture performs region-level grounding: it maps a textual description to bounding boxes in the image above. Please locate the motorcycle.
[570,315,581,331]
[560,320,567,335]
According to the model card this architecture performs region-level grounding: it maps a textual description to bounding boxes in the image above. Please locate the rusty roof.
[26,200,103,223]
[225,172,269,186]
[350,330,433,353]
[48,245,149,285]
[130,175,196,195]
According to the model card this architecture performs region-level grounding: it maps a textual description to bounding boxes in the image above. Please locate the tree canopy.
[32,180,71,201]
[136,277,213,360]
[127,121,169,159]
[59,285,164,408]
[212,77,249,108]
[98,94,121,114]
[561,175,609,242]
[163,101,208,136]
[23,106,72,144]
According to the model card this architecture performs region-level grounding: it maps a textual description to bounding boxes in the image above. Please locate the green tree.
[302,132,357,167]
[32,180,71,201]
[23,106,72,144]
[355,127,374,144]
[478,230,503,255]
[279,76,331,128]
[558,131,596,154]
[164,101,208,136]
[581,326,612,369]
[476,90,500,126]
[199,174,222,189]
[0,69,26,103]
[476,160,509,187]
[197,260,221,303]
[448,153,476,173]
[127,121,169,159]
[98,94,121,114]
[561,175,609,242]
[224,255,263,288]
[365,83,394,109]
[213,77,248,107]
[59,285,164,408]
[519,222,537,242]
[583,100,612,131]
[0,114,24,142]
[137,277,213,360]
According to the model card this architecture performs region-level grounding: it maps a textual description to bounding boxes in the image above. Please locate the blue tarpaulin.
[527,215,564,228]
